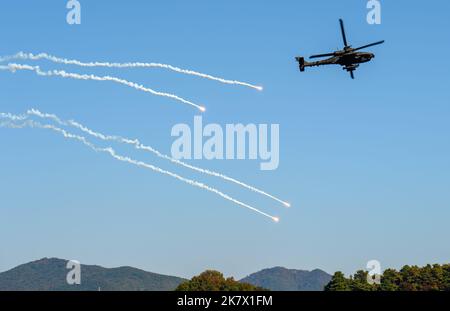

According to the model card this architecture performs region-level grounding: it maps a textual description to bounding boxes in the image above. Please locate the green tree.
[418,264,443,291]
[399,265,421,291]
[443,264,450,291]
[175,270,266,291]
[350,270,377,291]
[380,268,401,291]
[324,272,351,291]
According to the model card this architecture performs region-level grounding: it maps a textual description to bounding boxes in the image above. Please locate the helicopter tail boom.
[296,57,331,72]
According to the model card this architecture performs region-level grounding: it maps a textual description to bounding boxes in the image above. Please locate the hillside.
[0,258,186,291]
[241,267,332,291]
[0,259,333,291]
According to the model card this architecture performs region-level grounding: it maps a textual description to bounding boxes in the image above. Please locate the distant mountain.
[0,259,332,291]
[240,267,332,291]
[0,258,186,291]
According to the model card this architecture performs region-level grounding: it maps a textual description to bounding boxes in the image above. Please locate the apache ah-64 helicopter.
[296,19,384,79]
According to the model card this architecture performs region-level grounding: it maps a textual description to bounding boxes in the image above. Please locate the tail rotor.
[295,57,306,72]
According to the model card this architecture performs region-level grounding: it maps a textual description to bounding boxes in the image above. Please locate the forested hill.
[0,258,186,291]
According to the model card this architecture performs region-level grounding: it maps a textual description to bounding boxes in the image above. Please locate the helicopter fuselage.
[307,51,374,68]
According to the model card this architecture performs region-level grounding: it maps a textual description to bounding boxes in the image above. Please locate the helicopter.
[295,19,384,79]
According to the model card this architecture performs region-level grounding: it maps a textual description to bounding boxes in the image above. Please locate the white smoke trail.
[0,112,28,122]
[0,63,206,112]
[0,52,263,91]
[0,115,279,222]
[27,109,290,208]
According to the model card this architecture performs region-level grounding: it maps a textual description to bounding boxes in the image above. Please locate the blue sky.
[0,0,449,279]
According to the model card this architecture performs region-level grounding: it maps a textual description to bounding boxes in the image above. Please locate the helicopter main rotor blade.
[339,19,349,47]
[352,40,385,52]
[309,53,335,59]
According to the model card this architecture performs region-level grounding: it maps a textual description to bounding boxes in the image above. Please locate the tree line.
[325,264,450,291]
